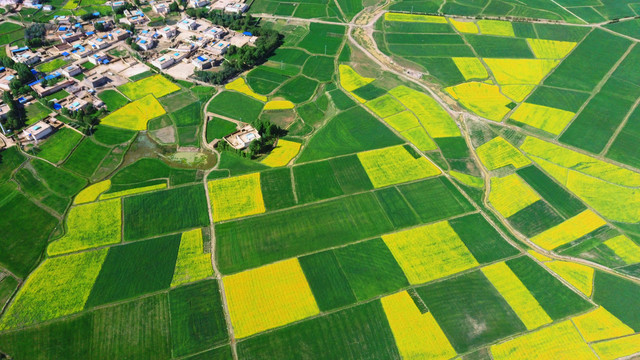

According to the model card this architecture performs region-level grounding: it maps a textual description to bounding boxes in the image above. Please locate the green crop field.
[62,138,111,177]
[37,128,83,164]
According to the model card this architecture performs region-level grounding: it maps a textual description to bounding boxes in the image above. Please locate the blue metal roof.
[243,31,252,36]
[62,51,70,56]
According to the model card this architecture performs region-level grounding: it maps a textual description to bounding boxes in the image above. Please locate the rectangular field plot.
[208,173,265,222]
[489,174,540,218]
[572,307,634,343]
[375,187,420,229]
[259,167,296,211]
[593,271,640,331]
[297,23,345,55]
[123,185,209,240]
[530,210,606,250]
[357,145,440,188]
[215,192,394,274]
[298,251,357,311]
[476,136,530,171]
[101,94,166,131]
[237,300,400,359]
[118,74,180,100]
[169,280,228,357]
[84,234,181,308]
[171,229,212,287]
[223,258,319,338]
[398,176,474,223]
[516,165,586,218]
[36,128,83,164]
[62,138,111,178]
[383,221,479,284]
[328,154,374,193]
[416,270,526,353]
[449,213,519,263]
[293,160,344,203]
[606,103,640,168]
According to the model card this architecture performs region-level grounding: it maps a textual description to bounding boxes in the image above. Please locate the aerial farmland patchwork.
[1,0,640,358]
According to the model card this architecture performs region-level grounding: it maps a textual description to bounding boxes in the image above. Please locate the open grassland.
[101,94,166,131]
[171,229,213,287]
[224,258,319,338]
[546,261,594,297]
[358,146,440,188]
[489,174,540,218]
[476,136,530,170]
[482,262,552,330]
[48,199,121,255]
[225,78,267,102]
[0,249,108,330]
[572,307,634,342]
[592,333,640,360]
[491,321,596,360]
[531,210,606,250]
[74,180,111,204]
[37,128,83,164]
[118,74,180,100]
[381,291,456,359]
[208,173,265,222]
[261,139,301,167]
[383,221,478,284]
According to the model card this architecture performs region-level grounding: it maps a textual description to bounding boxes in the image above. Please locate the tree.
[169,1,180,12]
[3,90,26,130]
[95,22,106,32]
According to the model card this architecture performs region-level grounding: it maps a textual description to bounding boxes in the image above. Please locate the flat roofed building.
[177,17,198,30]
[24,121,53,141]
[223,125,261,149]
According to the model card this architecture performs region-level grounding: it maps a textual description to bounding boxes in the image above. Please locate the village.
[0,0,259,150]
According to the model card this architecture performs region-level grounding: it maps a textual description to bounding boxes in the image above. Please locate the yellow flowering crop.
[365,94,406,118]
[223,258,319,338]
[263,100,295,110]
[382,221,479,284]
[48,199,122,255]
[449,18,478,33]
[450,171,484,188]
[572,307,634,342]
[445,82,512,121]
[99,182,167,200]
[384,12,447,23]
[208,173,266,222]
[527,250,551,262]
[225,78,268,102]
[491,321,597,360]
[101,94,166,130]
[482,262,552,330]
[484,59,559,85]
[526,39,577,59]
[74,180,111,204]
[261,139,302,167]
[119,74,180,100]
[358,145,440,188]
[0,248,108,330]
[546,260,594,296]
[452,57,488,80]
[501,85,535,102]
[531,210,606,250]
[488,174,540,217]
[390,86,460,137]
[401,127,437,151]
[477,20,515,36]
[531,156,568,185]
[339,64,374,92]
[591,334,640,360]
[476,136,530,171]
[604,235,640,264]
[384,111,420,131]
[171,229,213,287]
[510,103,575,135]
[381,291,457,359]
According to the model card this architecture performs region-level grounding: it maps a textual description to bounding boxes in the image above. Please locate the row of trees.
[1,90,27,131]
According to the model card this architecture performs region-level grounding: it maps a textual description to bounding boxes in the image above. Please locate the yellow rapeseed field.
[223,258,319,338]
[208,173,266,222]
[476,136,530,171]
[73,180,111,204]
[0,248,108,330]
[488,174,540,218]
[339,64,374,92]
[99,182,167,200]
[401,127,437,151]
[510,103,575,135]
[452,57,488,80]
[591,333,640,360]
[566,170,639,223]
[384,12,447,23]
[263,100,295,110]
[171,229,213,287]
[48,199,121,255]
[357,145,440,188]
[449,18,478,33]
[445,82,512,121]
[546,260,594,296]
[501,85,536,102]
[382,221,479,284]
[385,111,421,131]
[572,307,634,342]
[527,250,551,262]
[526,39,577,59]
[101,94,166,130]
[365,94,406,118]
[390,86,461,137]
[119,74,180,100]
[450,171,484,188]
[531,210,607,250]
[225,78,268,102]
[482,262,552,330]
[604,235,640,264]
[520,136,640,186]
[484,59,559,85]
[477,20,515,37]
[261,139,302,167]
[381,291,457,359]
[531,156,569,185]
[491,321,597,360]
